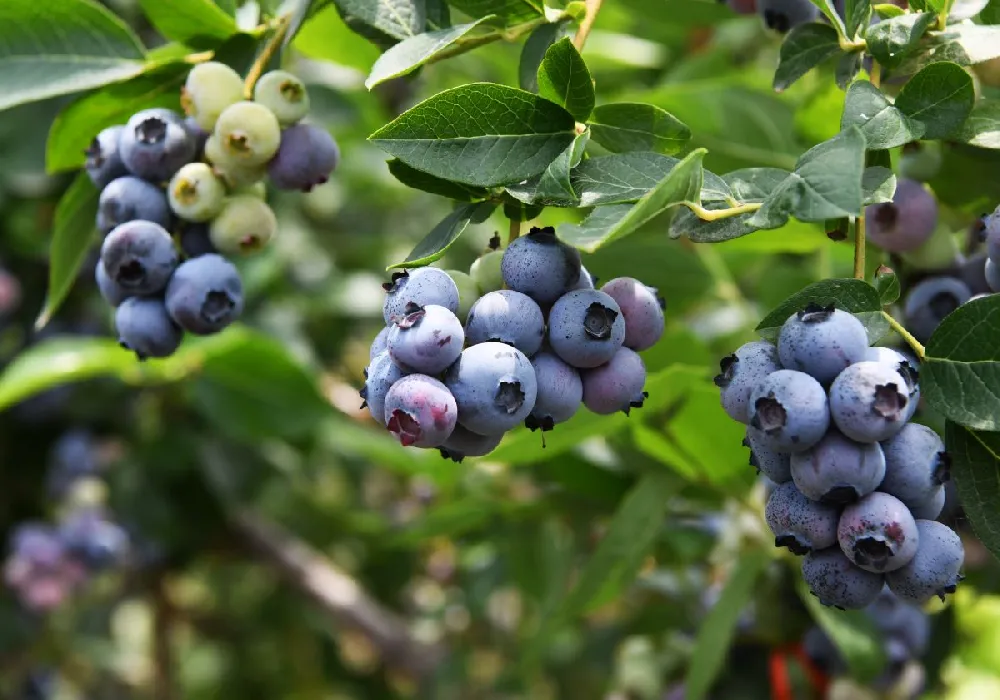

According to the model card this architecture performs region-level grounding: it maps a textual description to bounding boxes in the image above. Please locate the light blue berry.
[444,342,537,436]
[383,374,457,448]
[886,520,963,604]
[747,369,830,453]
[903,276,971,343]
[765,481,840,555]
[387,303,464,375]
[501,226,582,305]
[465,290,545,356]
[829,361,910,443]
[744,427,792,483]
[548,289,625,368]
[438,424,503,462]
[791,429,885,504]
[838,492,919,573]
[777,304,869,384]
[581,346,647,415]
[115,297,183,360]
[880,423,949,511]
[801,547,884,610]
[527,351,582,431]
[383,268,459,324]
[716,341,782,424]
[100,220,178,297]
[361,350,407,427]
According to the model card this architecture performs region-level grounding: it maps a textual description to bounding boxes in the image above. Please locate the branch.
[882,311,926,359]
[152,577,178,700]
[573,0,604,51]
[854,216,866,280]
[683,201,762,221]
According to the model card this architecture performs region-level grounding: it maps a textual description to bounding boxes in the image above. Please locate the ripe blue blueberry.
[863,346,920,422]
[758,0,819,33]
[803,626,847,676]
[715,341,782,424]
[791,429,885,503]
[765,481,840,555]
[96,176,171,234]
[465,290,545,356]
[526,351,583,431]
[164,254,244,335]
[865,586,930,658]
[885,520,964,604]
[57,509,129,570]
[383,268,460,324]
[360,350,407,427]
[100,220,178,296]
[184,116,210,159]
[120,108,197,182]
[95,260,128,307]
[864,179,938,253]
[903,276,971,343]
[268,123,340,192]
[801,547,884,610]
[370,326,390,360]
[547,289,625,368]
[986,258,1000,293]
[880,423,949,511]
[744,427,792,483]
[383,374,457,448]
[747,369,830,453]
[777,304,869,384]
[581,346,647,415]
[178,222,218,258]
[501,226,582,305]
[572,265,596,290]
[444,341,538,436]
[909,485,946,521]
[84,125,127,189]
[600,277,666,352]
[838,492,919,573]
[387,303,465,375]
[829,361,910,443]
[115,297,184,360]
[438,424,503,462]
[982,205,1000,261]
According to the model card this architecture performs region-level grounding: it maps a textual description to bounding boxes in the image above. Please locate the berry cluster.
[85,61,339,359]
[979,207,1000,295]
[361,227,665,460]
[717,304,964,608]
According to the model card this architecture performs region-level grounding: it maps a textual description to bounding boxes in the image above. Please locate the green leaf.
[922,295,1000,432]
[536,37,595,122]
[845,0,872,39]
[447,0,544,26]
[809,0,848,37]
[425,0,451,29]
[364,17,494,89]
[334,0,424,44]
[755,278,889,343]
[872,2,906,17]
[862,166,896,205]
[835,53,863,90]
[369,82,577,187]
[896,24,1000,75]
[864,13,936,69]
[46,62,187,173]
[571,152,726,207]
[956,99,1000,150]
[948,0,989,20]
[519,21,569,92]
[387,201,498,269]
[873,264,900,304]
[285,0,332,47]
[670,167,789,243]
[684,550,770,700]
[773,23,843,92]
[894,61,975,140]
[0,0,146,111]
[558,149,706,253]
[946,422,1000,560]
[505,131,589,206]
[386,159,490,200]
[137,0,238,46]
[36,173,100,329]
[748,127,867,229]
[587,103,691,156]
[841,80,924,150]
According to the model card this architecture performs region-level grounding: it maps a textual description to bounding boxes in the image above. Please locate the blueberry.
[864,179,938,253]
[600,277,666,352]
[903,276,971,343]
[164,254,244,335]
[444,341,538,436]
[715,341,782,424]
[370,326,390,360]
[986,258,1000,293]
[184,116,210,159]
[209,195,278,254]
[791,429,885,503]
[96,176,171,234]
[838,492,919,573]
[982,205,1000,262]
[880,423,949,510]
[526,351,583,431]
[765,481,840,555]
[863,346,921,421]
[57,508,129,570]
[120,108,197,182]
[383,374,458,448]
[801,547,884,610]
[746,369,830,453]
[115,297,184,360]
[444,269,479,323]
[438,424,504,462]
[387,303,464,375]
[803,626,846,676]
[182,61,245,131]
[777,304,869,384]
[95,259,128,306]
[268,123,340,192]
[383,268,460,324]
[908,485,946,521]
[84,125,127,189]
[360,350,407,427]
[885,520,964,604]
[465,290,545,356]
[829,361,910,443]
[572,265,597,290]
[46,430,101,499]
[744,427,792,483]
[469,249,504,293]
[168,162,226,222]
[758,0,819,33]
[253,70,311,126]
[178,222,218,258]
[581,346,647,415]
[215,101,282,167]
[501,226,582,305]
[100,220,178,296]
[547,289,625,368]
[865,586,930,657]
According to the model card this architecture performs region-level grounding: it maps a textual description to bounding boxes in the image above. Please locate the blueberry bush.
[1,0,1000,697]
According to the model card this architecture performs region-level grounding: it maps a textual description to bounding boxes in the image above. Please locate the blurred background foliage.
[1,0,1000,698]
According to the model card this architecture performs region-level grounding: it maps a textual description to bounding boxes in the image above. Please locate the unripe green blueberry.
[205,135,267,189]
[232,181,267,199]
[182,61,245,131]
[444,269,479,322]
[210,195,277,254]
[214,101,282,167]
[253,70,310,126]
[168,162,226,222]
[470,249,503,293]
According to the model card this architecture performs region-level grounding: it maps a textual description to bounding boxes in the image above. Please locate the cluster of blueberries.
[85,61,338,359]
[361,227,665,460]
[4,431,129,613]
[978,206,1000,295]
[716,304,964,609]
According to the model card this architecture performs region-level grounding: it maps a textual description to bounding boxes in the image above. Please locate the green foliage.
[755,278,889,342]
[536,37,594,122]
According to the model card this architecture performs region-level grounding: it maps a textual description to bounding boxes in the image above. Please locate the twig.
[854,216,866,280]
[573,0,604,51]
[882,311,926,359]
[244,14,292,99]
[683,201,762,222]
[152,578,178,700]
[508,218,521,246]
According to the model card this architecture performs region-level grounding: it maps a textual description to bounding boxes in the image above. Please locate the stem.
[882,311,926,359]
[243,14,291,99]
[508,218,521,246]
[425,17,548,66]
[573,0,604,51]
[853,216,866,280]
[870,60,881,89]
[683,201,762,221]
[183,50,215,65]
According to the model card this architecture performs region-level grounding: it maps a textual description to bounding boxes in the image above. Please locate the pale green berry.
[444,269,480,323]
[232,181,267,199]
[205,135,266,189]
[214,101,281,167]
[253,70,310,126]
[470,249,504,293]
[182,62,245,131]
[210,195,277,254]
[168,162,226,222]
